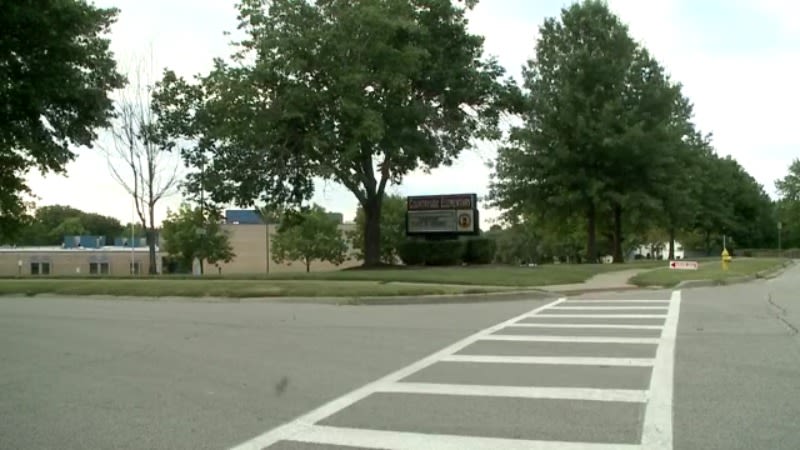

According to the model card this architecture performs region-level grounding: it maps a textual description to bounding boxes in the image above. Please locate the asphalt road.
[1,265,799,450]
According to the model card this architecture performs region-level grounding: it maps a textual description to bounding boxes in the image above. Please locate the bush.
[426,240,466,266]
[398,239,467,266]
[464,237,497,264]
[398,240,428,266]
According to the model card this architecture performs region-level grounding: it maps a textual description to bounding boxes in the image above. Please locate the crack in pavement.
[767,293,799,336]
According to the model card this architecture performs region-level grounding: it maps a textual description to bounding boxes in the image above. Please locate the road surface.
[1,265,798,449]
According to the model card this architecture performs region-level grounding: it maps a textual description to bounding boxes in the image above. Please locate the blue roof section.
[225,209,264,225]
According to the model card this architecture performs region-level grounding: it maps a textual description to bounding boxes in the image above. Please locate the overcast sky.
[25,0,800,226]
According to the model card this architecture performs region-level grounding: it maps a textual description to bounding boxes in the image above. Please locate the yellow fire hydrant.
[721,248,732,271]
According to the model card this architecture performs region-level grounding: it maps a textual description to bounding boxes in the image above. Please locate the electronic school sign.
[405,193,480,236]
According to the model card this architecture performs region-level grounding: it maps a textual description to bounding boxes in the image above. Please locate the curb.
[675,259,796,290]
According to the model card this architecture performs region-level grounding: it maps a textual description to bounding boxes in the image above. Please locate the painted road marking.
[641,290,682,449]
[232,292,682,450]
[378,382,648,403]
[551,306,668,310]
[534,314,667,319]
[481,335,661,344]
[289,425,641,450]
[507,323,663,330]
[564,299,669,304]
[441,354,656,366]
[228,297,567,450]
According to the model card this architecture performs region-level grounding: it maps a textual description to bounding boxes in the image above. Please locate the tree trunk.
[305,258,311,273]
[668,227,676,260]
[704,230,711,256]
[586,202,597,264]
[612,204,624,263]
[362,195,382,267]
[147,207,157,275]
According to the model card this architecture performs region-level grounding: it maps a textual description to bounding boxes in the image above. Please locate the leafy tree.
[0,0,125,240]
[152,0,511,266]
[7,205,123,245]
[491,0,641,263]
[161,204,234,274]
[348,194,406,264]
[271,205,348,272]
[776,159,800,249]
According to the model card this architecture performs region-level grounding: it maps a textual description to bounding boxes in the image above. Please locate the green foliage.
[426,240,466,266]
[7,205,124,245]
[271,205,348,272]
[776,159,800,249]
[398,239,465,266]
[161,204,235,273]
[464,237,497,264]
[0,0,125,240]
[152,0,511,265]
[349,194,406,264]
[490,0,778,261]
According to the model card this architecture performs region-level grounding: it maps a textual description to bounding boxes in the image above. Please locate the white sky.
[25,0,800,227]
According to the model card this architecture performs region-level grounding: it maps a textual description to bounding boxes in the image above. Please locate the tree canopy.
[152,0,512,266]
[271,205,348,272]
[160,204,234,274]
[490,0,777,262]
[0,0,125,240]
[5,205,124,246]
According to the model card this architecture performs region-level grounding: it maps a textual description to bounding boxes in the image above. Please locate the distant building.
[631,241,685,260]
[0,210,362,277]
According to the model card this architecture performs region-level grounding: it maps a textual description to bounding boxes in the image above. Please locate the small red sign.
[669,260,698,270]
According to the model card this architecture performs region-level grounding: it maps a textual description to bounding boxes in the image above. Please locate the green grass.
[629,258,789,287]
[0,279,501,299]
[54,260,663,287]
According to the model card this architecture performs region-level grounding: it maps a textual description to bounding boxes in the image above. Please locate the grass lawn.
[241,260,663,286]
[629,258,789,287]
[0,279,502,299]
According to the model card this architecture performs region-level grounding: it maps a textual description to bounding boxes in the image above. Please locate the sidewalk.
[541,269,649,293]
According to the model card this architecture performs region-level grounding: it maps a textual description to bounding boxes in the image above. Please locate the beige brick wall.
[0,222,362,277]
[0,250,158,276]
[214,223,362,275]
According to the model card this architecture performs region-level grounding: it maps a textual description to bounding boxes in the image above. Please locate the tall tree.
[491,0,640,263]
[348,194,406,264]
[161,204,234,275]
[106,59,179,274]
[776,159,800,249]
[0,0,125,240]
[271,205,348,273]
[152,0,510,266]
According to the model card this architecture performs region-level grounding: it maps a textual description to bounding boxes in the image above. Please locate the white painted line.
[509,323,663,330]
[564,299,669,304]
[482,335,660,344]
[379,382,648,403]
[551,306,668,311]
[229,297,567,450]
[441,354,656,367]
[287,425,642,450]
[641,290,682,449]
[532,314,667,319]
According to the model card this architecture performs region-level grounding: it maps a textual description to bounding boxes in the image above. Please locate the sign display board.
[406,193,479,236]
[669,260,698,270]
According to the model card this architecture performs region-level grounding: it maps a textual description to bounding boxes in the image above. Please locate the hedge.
[464,237,497,264]
[398,237,496,266]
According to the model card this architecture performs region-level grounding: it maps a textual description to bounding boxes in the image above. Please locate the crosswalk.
[232,291,682,450]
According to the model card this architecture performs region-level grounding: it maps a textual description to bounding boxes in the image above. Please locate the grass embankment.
[629,258,789,287]
[0,261,666,298]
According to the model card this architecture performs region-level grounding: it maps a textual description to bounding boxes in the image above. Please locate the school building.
[0,210,360,277]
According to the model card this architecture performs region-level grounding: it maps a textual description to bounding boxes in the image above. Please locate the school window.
[30,262,50,276]
[89,263,110,275]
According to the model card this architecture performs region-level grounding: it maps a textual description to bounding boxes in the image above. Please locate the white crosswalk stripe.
[232,292,682,450]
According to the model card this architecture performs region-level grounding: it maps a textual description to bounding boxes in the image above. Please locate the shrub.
[464,237,497,264]
[398,239,428,266]
[426,240,466,266]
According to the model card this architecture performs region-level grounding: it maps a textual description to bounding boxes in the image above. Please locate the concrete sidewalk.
[541,269,650,293]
